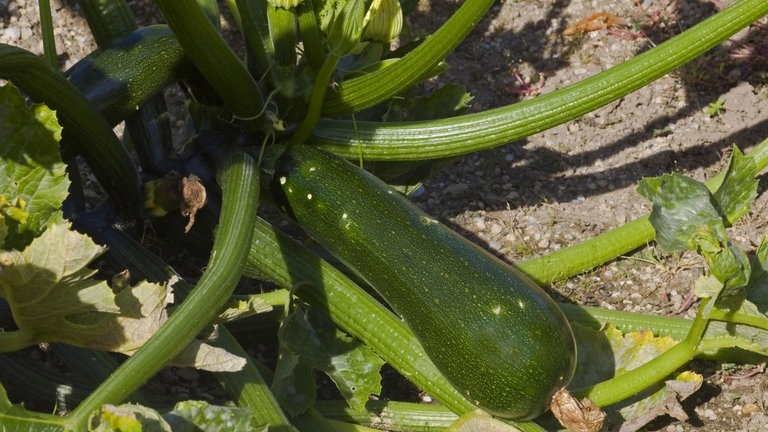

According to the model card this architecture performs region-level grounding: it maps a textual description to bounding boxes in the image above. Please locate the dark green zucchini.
[64,25,192,126]
[271,144,576,420]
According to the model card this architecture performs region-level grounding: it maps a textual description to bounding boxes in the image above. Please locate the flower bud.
[267,0,303,9]
[363,0,402,43]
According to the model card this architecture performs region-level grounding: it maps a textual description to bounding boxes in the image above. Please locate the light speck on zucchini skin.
[272,145,576,420]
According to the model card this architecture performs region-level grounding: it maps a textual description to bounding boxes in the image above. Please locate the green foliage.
[0,84,68,250]
[272,301,385,414]
[703,99,726,117]
[1,0,768,430]
[638,148,758,295]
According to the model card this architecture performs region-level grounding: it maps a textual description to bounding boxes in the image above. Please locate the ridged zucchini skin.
[272,145,576,420]
[64,25,191,126]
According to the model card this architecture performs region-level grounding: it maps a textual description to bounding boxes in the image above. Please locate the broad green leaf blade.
[712,147,758,226]
[163,400,255,432]
[275,302,385,412]
[89,404,171,432]
[637,173,726,252]
[705,243,750,297]
[0,84,68,250]
[271,350,317,416]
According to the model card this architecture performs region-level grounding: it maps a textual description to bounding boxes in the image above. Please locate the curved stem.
[38,0,58,70]
[65,150,260,429]
[89,224,295,430]
[155,0,265,119]
[321,0,494,115]
[516,135,768,285]
[709,309,768,332]
[291,55,340,145]
[576,339,698,407]
[311,0,768,159]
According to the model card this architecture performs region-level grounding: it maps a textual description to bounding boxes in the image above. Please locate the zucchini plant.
[0,0,767,431]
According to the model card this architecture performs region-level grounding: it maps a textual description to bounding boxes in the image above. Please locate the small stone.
[4,27,21,42]
[702,408,717,420]
[444,183,469,197]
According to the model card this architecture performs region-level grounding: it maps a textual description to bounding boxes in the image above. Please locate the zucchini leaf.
[89,404,171,432]
[272,301,385,415]
[0,84,69,251]
[90,400,260,432]
[0,222,245,371]
[637,148,758,306]
[163,400,257,431]
[712,147,758,226]
[637,173,727,253]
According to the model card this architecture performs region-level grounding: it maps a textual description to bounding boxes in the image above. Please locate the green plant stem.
[75,0,137,45]
[577,338,698,407]
[0,45,141,218]
[90,225,296,431]
[577,299,712,407]
[321,0,494,115]
[709,309,768,332]
[37,0,58,70]
[516,135,768,286]
[155,0,265,119]
[296,0,325,70]
[268,5,298,71]
[312,0,768,157]
[65,150,260,430]
[291,55,340,145]
[235,0,274,76]
[559,303,693,340]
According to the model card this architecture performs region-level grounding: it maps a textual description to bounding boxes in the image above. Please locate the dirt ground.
[1,0,768,431]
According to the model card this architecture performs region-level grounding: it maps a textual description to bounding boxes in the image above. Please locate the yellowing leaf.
[0,84,69,250]
[0,222,244,371]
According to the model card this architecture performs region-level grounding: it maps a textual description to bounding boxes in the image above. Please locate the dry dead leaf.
[618,372,702,432]
[551,387,606,432]
[180,174,207,233]
[564,12,628,36]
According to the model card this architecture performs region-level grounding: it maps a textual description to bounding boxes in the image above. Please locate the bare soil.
[1,0,768,431]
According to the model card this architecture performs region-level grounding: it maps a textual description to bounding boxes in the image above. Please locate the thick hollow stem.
[65,150,260,429]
